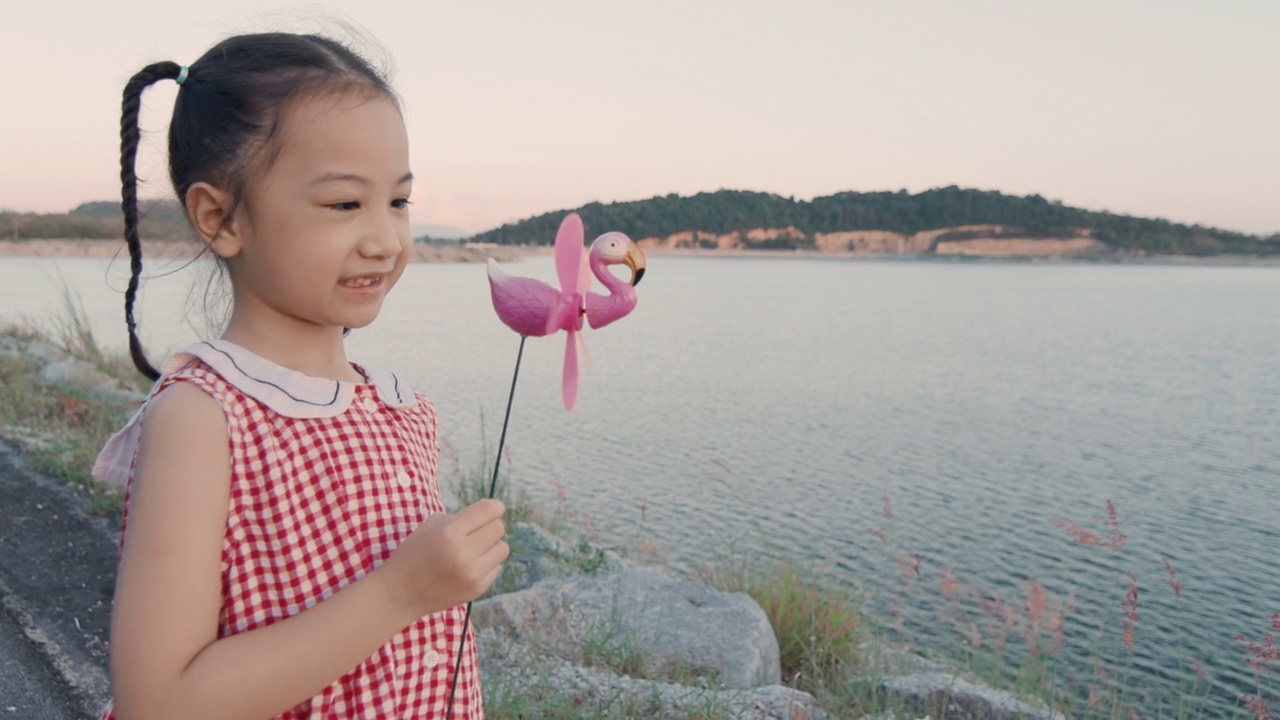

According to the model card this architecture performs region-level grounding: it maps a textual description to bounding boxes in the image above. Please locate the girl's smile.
[338,274,390,291]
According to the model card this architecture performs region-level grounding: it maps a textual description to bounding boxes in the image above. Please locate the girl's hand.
[376,499,509,619]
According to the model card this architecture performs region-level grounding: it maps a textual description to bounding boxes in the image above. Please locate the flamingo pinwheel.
[447,213,646,718]
[486,212,646,411]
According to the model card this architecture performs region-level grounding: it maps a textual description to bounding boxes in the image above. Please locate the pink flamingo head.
[584,232,646,331]
[588,232,646,288]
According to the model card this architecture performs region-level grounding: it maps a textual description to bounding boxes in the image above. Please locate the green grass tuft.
[0,314,145,516]
[702,550,870,695]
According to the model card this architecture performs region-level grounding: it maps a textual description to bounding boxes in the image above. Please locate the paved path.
[0,440,117,719]
[0,601,86,718]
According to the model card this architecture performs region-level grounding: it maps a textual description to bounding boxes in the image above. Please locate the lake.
[1,252,1277,713]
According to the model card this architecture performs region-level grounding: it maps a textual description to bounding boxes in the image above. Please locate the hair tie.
[176,66,189,86]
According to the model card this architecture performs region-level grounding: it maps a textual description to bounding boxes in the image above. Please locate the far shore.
[2,238,1278,266]
[0,238,546,263]
[646,247,1280,265]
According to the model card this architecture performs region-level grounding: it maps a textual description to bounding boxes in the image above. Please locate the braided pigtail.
[119,61,182,382]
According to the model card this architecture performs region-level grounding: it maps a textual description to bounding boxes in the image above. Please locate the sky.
[1,0,1277,236]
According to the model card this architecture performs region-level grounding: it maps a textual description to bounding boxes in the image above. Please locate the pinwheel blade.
[555,213,585,296]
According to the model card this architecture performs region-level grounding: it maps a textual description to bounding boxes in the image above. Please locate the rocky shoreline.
[479,523,1063,719]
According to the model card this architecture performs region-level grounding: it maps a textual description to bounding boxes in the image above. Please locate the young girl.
[93,32,508,719]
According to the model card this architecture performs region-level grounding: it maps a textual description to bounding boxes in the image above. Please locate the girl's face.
[225,92,413,339]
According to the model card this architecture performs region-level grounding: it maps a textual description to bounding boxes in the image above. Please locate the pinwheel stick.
[446,334,527,720]
[487,335,527,499]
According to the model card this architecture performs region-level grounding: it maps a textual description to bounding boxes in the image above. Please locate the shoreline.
[2,238,1277,266]
[0,239,545,263]
[644,246,1280,265]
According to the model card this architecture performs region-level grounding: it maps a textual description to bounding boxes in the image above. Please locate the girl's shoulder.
[90,351,240,488]
[157,353,241,407]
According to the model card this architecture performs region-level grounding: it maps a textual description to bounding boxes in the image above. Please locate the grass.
[699,548,888,717]
[0,289,148,516]
[701,550,870,690]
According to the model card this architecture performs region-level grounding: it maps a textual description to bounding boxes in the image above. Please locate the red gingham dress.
[93,340,482,719]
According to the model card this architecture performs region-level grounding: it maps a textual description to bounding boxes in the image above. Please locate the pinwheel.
[485,212,646,410]
[446,213,646,717]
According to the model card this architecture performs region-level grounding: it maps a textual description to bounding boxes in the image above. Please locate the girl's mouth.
[340,276,384,289]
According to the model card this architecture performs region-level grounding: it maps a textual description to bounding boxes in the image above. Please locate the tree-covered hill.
[5,188,1277,256]
[1,200,189,241]
[469,187,1277,256]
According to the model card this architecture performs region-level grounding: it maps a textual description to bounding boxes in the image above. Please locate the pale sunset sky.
[1,0,1276,236]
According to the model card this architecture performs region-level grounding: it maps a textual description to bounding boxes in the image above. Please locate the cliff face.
[813,229,934,253]
[637,226,807,251]
[638,224,1113,256]
[935,237,1107,256]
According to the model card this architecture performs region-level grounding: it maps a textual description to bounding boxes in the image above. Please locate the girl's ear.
[185,182,243,258]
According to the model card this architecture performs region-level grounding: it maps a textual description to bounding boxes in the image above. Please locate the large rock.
[473,564,781,689]
[0,336,59,365]
[35,357,144,406]
[877,673,1064,720]
[37,358,115,390]
[23,339,65,364]
[87,384,146,406]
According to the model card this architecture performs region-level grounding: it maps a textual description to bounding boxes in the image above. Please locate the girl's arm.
[109,383,507,720]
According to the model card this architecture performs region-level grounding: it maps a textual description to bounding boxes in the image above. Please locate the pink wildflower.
[1122,571,1139,653]
[1162,557,1182,599]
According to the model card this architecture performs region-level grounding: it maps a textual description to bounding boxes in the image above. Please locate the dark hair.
[119,33,396,380]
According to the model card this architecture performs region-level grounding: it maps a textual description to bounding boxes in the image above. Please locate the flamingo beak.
[624,243,647,286]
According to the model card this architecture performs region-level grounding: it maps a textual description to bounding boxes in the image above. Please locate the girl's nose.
[360,211,407,258]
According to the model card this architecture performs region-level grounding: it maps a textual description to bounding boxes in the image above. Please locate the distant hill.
[412,223,468,241]
[1,202,467,244]
[468,187,1278,257]
[69,200,187,223]
[1,199,190,241]
[5,188,1277,256]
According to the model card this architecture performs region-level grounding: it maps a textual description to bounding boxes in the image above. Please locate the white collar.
[166,339,417,419]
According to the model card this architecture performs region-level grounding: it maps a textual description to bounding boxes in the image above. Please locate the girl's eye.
[392,198,412,210]
[329,201,360,212]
